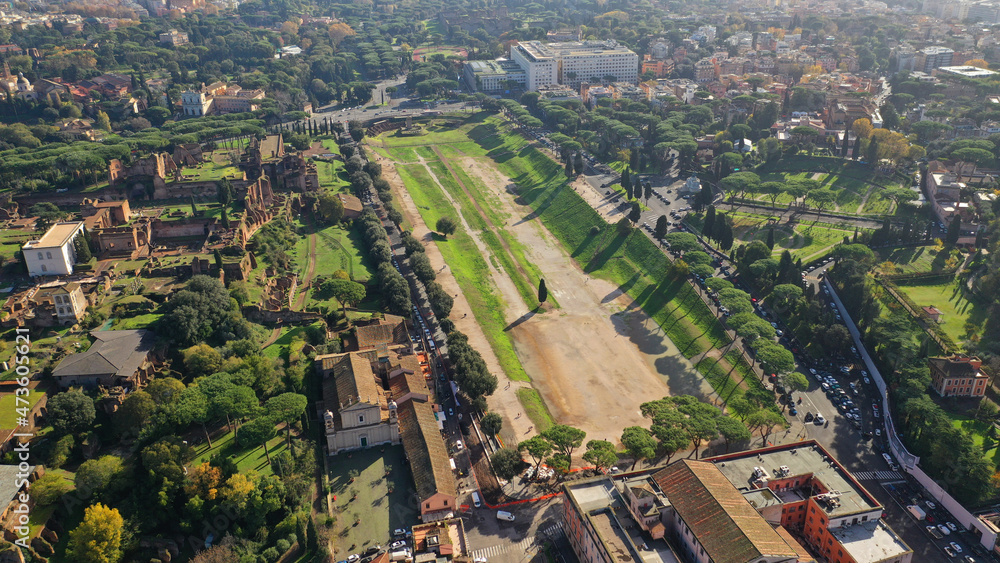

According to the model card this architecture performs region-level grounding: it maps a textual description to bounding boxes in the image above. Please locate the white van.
[496,510,515,522]
[471,491,482,508]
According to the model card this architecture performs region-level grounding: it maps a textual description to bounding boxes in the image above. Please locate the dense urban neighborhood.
[6,0,1000,561]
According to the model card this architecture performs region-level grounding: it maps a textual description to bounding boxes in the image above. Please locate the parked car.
[347,555,360,563]
[389,541,406,550]
[951,542,963,553]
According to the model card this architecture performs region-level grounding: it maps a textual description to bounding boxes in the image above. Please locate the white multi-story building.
[22,222,85,277]
[463,59,527,92]
[510,40,639,91]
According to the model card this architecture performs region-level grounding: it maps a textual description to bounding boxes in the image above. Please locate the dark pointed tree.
[704,206,716,241]
[537,279,548,304]
[654,215,668,240]
[946,216,961,245]
[766,228,775,250]
[629,202,641,224]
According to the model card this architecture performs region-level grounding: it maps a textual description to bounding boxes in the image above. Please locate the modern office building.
[462,59,527,93]
[915,47,954,73]
[510,40,638,90]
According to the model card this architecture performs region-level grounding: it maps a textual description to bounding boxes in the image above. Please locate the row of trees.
[830,251,999,504]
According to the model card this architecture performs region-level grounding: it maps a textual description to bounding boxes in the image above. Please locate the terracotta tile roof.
[339,193,364,214]
[929,356,983,378]
[355,314,408,350]
[388,364,429,403]
[653,460,798,563]
[318,352,385,409]
[774,525,815,562]
[397,400,456,503]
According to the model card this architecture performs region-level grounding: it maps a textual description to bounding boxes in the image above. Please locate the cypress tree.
[766,228,775,249]
[704,206,717,240]
[537,279,548,304]
[841,128,850,157]
[621,167,632,198]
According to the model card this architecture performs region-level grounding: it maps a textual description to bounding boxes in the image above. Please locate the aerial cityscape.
[3,0,1000,561]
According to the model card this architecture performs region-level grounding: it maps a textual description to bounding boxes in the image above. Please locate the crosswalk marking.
[470,521,564,559]
[853,470,902,481]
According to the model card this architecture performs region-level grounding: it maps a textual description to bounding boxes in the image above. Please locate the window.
[37,252,43,260]
[358,415,365,423]
[426,503,431,509]
[41,265,47,272]
[46,251,52,260]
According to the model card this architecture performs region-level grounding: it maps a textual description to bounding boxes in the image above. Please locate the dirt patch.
[378,143,713,454]
[457,156,710,446]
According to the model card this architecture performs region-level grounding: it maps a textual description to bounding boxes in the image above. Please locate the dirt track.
[377,144,711,450]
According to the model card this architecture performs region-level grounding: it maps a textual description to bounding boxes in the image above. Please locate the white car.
[947,522,958,532]
[389,541,406,550]
[951,542,963,553]
[814,414,826,425]
[347,556,360,563]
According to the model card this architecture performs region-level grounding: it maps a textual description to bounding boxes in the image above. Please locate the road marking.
[469,522,564,559]
[853,470,903,481]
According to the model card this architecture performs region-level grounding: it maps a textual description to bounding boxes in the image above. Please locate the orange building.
[929,355,988,397]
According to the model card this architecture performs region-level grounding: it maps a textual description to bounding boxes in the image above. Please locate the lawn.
[946,411,997,456]
[516,388,554,433]
[692,210,863,262]
[394,161,529,382]
[316,161,349,191]
[752,155,909,214]
[175,153,241,183]
[329,446,418,558]
[876,246,962,274]
[894,280,984,345]
[112,313,162,330]
[187,427,290,476]
[0,390,43,428]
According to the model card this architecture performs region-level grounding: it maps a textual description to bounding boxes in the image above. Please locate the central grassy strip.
[468,116,731,359]
[394,162,530,382]
[423,158,543,309]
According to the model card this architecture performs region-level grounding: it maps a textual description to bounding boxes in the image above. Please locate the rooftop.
[829,519,911,562]
[937,65,998,78]
[465,59,524,75]
[0,465,35,507]
[653,460,799,563]
[516,39,635,61]
[52,329,154,379]
[24,222,83,250]
[709,442,881,519]
[397,399,456,503]
[565,477,682,563]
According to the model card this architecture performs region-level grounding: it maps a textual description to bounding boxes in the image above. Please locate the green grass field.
[188,427,289,476]
[894,280,984,344]
[0,390,43,428]
[876,246,962,274]
[394,161,529,382]
[329,446,418,558]
[516,388,554,433]
[752,156,908,214]
[692,211,863,262]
